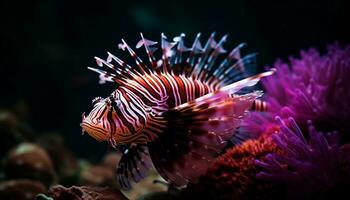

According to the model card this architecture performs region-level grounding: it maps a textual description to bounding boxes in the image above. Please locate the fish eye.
[108,94,121,112]
[92,96,103,106]
[109,95,115,102]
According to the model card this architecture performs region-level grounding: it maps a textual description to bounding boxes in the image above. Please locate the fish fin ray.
[147,87,262,185]
[116,145,152,190]
[88,33,261,88]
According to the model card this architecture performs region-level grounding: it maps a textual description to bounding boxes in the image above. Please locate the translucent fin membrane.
[88,33,259,89]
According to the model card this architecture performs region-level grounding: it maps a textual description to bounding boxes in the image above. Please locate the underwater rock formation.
[4,143,56,187]
[36,133,79,185]
[0,110,34,156]
[0,179,46,200]
[1,37,349,200]
[46,185,127,200]
[79,152,121,187]
[102,152,122,170]
[80,165,117,187]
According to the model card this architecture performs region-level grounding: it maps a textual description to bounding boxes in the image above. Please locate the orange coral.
[180,135,285,200]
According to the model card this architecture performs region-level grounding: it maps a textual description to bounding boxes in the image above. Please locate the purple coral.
[262,44,350,135]
[256,117,340,198]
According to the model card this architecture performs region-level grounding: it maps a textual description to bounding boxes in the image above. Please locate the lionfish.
[80,33,273,189]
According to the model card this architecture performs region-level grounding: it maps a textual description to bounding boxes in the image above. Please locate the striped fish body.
[80,33,274,188]
[114,73,213,140]
[125,72,213,109]
[82,73,214,145]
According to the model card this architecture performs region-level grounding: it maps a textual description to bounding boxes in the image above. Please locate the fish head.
[80,94,120,142]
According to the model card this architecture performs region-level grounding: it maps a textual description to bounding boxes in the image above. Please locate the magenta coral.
[262,44,350,136]
[256,117,340,198]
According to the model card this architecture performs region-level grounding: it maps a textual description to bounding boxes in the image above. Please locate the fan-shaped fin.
[147,89,263,185]
[145,71,274,185]
[116,145,153,189]
[119,39,149,74]
[136,33,158,69]
[89,33,260,89]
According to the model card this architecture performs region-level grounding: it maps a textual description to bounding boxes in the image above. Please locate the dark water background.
[1,0,349,161]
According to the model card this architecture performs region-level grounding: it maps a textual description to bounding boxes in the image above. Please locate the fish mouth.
[80,112,108,142]
[81,112,86,120]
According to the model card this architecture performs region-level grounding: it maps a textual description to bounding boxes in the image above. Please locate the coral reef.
[1,42,350,200]
[179,116,350,200]
[262,44,350,137]
[179,135,286,200]
[256,117,341,199]
[0,104,167,200]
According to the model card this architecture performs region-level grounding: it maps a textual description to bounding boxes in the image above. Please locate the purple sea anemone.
[262,44,350,136]
[255,117,340,198]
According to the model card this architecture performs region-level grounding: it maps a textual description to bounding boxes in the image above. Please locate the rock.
[102,152,122,170]
[4,143,56,186]
[47,185,127,200]
[80,152,122,187]
[36,133,79,185]
[0,179,46,200]
[80,165,117,187]
[0,111,32,156]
